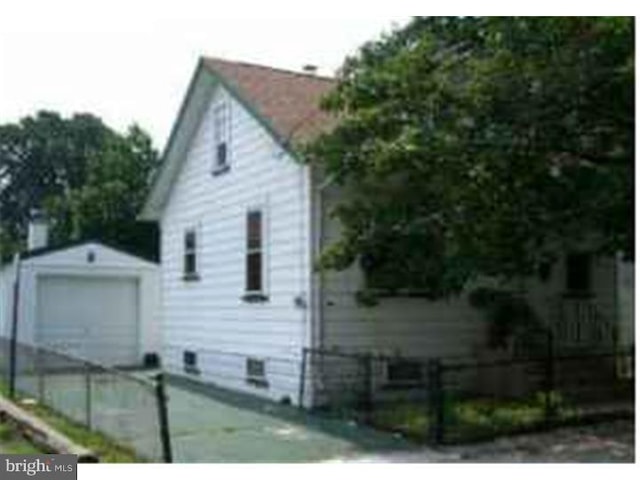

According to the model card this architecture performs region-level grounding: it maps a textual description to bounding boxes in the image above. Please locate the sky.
[0,5,408,150]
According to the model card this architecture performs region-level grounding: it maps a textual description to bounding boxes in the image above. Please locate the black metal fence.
[301,346,635,444]
[0,336,172,462]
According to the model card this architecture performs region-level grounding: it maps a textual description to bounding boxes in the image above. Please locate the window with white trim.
[245,209,264,296]
[246,357,268,387]
[212,101,230,174]
[183,228,198,279]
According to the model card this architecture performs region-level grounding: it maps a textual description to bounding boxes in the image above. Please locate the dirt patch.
[450,419,634,463]
[328,419,635,463]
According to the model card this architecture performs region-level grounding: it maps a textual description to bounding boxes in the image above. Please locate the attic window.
[212,101,230,175]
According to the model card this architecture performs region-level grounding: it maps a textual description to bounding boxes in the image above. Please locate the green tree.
[0,111,160,261]
[307,17,634,298]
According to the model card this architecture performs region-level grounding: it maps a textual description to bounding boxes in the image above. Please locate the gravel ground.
[330,419,635,463]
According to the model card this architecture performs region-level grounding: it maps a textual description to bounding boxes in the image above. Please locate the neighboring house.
[0,215,161,367]
[140,57,634,406]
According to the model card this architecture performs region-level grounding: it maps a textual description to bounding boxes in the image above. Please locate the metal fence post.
[8,267,20,399]
[154,373,173,463]
[85,362,92,430]
[361,353,374,418]
[8,337,17,399]
[298,348,308,409]
[544,330,556,426]
[37,350,45,404]
[428,358,444,445]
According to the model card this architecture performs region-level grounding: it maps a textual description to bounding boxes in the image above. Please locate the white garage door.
[36,275,139,366]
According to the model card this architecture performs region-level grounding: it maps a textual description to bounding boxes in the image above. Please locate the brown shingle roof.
[202,57,337,145]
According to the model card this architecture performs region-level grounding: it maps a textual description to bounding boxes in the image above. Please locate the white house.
[141,57,634,406]
[0,220,161,367]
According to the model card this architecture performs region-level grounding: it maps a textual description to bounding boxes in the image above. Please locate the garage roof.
[9,240,158,265]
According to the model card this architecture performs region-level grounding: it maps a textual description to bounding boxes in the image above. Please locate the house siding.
[316,183,488,360]
[317,179,625,365]
[160,84,312,403]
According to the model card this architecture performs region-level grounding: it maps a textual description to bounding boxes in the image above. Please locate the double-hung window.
[244,209,266,300]
[213,101,230,174]
[183,228,199,280]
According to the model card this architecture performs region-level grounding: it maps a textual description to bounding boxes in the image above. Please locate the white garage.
[0,241,161,367]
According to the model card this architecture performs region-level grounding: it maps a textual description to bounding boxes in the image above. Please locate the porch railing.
[549,297,617,350]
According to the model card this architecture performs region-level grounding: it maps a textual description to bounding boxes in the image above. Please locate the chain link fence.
[0,336,171,462]
[301,345,635,444]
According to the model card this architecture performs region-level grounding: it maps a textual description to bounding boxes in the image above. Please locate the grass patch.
[21,401,143,462]
[0,382,141,462]
[0,420,46,454]
[370,392,577,443]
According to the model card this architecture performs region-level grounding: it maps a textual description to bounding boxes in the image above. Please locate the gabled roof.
[140,57,337,221]
[203,57,337,144]
[19,239,157,264]
[1,239,158,269]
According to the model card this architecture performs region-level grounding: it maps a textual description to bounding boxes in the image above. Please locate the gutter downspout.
[312,170,334,353]
[314,173,339,352]
[303,166,331,408]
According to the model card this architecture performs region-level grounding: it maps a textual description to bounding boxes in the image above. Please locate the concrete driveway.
[165,376,415,463]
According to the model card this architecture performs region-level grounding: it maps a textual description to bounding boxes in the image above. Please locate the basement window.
[246,358,268,388]
[385,360,423,389]
[183,350,199,374]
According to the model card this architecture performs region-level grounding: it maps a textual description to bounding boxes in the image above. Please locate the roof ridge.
[202,55,337,83]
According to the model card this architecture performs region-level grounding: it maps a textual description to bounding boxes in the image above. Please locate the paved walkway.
[165,377,415,463]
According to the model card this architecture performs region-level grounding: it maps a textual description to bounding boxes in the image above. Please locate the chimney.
[302,64,318,75]
[27,209,48,251]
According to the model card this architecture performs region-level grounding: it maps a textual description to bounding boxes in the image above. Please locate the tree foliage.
[0,111,160,261]
[307,17,634,298]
